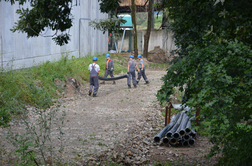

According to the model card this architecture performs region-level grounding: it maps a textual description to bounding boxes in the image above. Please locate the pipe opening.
[185,128,191,134]
[154,137,160,143]
[173,133,180,139]
[167,132,172,138]
[179,130,185,136]
[189,139,195,146]
[184,134,190,140]
[183,141,188,146]
[163,138,169,144]
[190,133,196,138]
[170,138,177,144]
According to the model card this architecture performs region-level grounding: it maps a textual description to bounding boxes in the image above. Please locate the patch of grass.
[146,63,170,69]
[0,53,128,126]
[98,142,106,147]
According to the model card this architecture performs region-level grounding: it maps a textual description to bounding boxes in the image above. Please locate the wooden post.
[168,102,173,124]
[165,106,168,126]
[165,102,173,127]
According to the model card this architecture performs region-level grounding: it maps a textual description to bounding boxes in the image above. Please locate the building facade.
[0,0,108,69]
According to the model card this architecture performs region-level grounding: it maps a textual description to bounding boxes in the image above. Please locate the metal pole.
[129,31,131,52]
[112,31,118,53]
[119,29,126,53]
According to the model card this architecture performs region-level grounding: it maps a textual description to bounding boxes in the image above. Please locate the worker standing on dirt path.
[127,55,139,88]
[88,57,100,97]
[136,54,149,84]
[100,54,116,85]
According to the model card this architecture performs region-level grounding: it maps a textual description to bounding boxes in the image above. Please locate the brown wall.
[120,0,148,6]
[120,0,161,7]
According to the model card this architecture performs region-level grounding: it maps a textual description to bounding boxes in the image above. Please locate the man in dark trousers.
[127,55,139,88]
[136,54,149,84]
[88,57,100,97]
[100,54,116,85]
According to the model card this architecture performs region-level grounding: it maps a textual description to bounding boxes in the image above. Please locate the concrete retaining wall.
[0,0,108,70]
[117,29,176,54]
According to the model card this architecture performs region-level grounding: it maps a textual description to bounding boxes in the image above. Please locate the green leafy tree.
[1,0,74,45]
[157,0,252,165]
[98,0,121,15]
[90,0,126,49]
[89,16,126,35]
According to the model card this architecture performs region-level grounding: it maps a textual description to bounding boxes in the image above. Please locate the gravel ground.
[59,70,165,160]
[1,69,218,166]
[0,70,166,165]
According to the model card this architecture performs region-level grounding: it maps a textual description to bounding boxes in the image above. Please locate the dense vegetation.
[157,0,252,165]
[0,54,128,127]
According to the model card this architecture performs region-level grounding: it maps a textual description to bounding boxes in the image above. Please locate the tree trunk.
[161,10,168,29]
[143,0,153,58]
[131,0,138,57]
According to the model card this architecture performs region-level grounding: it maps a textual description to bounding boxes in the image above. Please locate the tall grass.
[0,53,128,126]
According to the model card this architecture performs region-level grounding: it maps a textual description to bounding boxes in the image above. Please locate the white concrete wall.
[0,0,108,69]
[117,30,176,53]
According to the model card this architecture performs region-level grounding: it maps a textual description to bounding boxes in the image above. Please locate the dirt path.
[58,70,165,159]
[1,69,217,165]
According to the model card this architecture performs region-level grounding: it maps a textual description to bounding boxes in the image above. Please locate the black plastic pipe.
[154,113,181,142]
[189,138,195,146]
[182,141,189,146]
[185,120,192,134]
[169,137,177,145]
[173,113,188,139]
[190,129,197,139]
[173,132,181,139]
[183,134,191,141]
[179,114,190,136]
[162,137,169,144]
[166,111,185,138]
[98,74,128,81]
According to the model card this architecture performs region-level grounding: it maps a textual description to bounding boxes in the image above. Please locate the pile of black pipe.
[154,111,197,147]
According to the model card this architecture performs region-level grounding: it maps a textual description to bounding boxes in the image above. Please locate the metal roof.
[119,15,133,29]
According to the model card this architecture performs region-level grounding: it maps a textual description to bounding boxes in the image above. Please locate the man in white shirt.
[88,57,100,97]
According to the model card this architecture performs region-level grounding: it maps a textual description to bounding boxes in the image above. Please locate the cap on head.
[137,54,142,58]
[106,54,110,57]
[92,57,98,61]
[129,55,134,59]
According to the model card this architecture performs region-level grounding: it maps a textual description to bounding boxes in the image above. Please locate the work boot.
[100,81,105,84]
[88,91,92,96]
[128,85,131,89]
[134,85,137,88]
[93,94,97,97]
[144,81,149,84]
[113,81,116,85]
